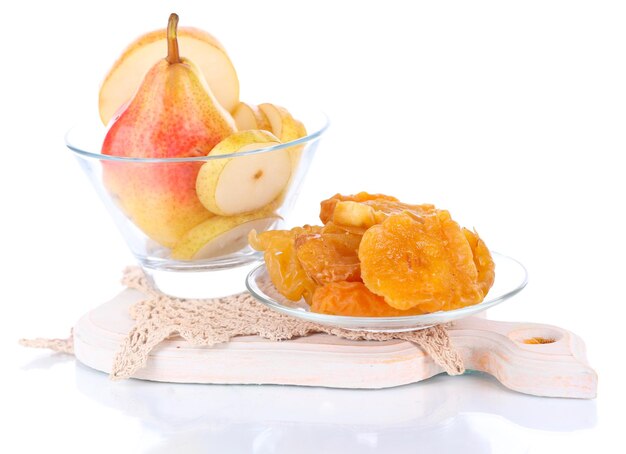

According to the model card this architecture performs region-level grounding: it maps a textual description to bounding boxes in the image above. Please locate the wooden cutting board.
[73,289,597,399]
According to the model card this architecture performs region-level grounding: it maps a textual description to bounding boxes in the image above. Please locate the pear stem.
[166,13,181,64]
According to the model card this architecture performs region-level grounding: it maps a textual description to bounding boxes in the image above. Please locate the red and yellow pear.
[102,13,236,248]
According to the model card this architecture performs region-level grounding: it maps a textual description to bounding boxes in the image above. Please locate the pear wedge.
[171,212,280,260]
[258,103,307,171]
[232,102,271,131]
[196,130,291,216]
[258,103,307,142]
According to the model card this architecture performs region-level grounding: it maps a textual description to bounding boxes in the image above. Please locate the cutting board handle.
[450,317,597,398]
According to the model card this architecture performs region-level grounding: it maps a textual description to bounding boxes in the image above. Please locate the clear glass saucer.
[246,252,528,332]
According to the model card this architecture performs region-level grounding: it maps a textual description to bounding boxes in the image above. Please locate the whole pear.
[102,13,236,248]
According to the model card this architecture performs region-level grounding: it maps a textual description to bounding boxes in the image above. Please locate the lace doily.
[21,267,465,381]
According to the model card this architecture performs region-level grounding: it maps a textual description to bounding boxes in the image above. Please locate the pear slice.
[99,27,239,125]
[196,130,291,216]
[258,103,307,142]
[232,102,271,131]
[172,212,280,260]
[258,103,307,170]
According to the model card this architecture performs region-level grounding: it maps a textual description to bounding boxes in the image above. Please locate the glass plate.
[246,252,528,332]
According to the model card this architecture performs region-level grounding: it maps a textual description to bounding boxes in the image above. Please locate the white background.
[3,0,625,452]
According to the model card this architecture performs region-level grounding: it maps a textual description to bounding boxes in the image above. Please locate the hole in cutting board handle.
[508,327,563,345]
[523,337,556,344]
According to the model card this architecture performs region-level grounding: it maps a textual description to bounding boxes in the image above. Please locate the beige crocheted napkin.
[21,267,465,381]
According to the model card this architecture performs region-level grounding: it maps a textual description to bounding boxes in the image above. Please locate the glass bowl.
[246,252,528,332]
[66,109,328,298]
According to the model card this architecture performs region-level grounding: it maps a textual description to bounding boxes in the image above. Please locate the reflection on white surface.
[21,352,75,370]
[74,363,596,454]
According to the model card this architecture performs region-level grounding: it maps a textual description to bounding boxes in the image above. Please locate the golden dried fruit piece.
[439,211,484,310]
[359,212,483,312]
[249,226,320,302]
[311,281,425,317]
[319,192,398,224]
[463,228,496,297]
[295,228,362,285]
[321,221,368,236]
[321,192,437,229]
[331,201,386,229]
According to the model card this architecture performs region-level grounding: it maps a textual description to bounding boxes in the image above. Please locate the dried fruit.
[359,211,483,312]
[463,228,496,297]
[253,193,495,317]
[311,281,424,317]
[249,226,320,302]
[321,192,436,229]
[295,227,362,285]
[319,192,399,224]
[321,221,368,236]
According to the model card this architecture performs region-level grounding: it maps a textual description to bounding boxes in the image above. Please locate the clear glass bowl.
[66,110,328,298]
[246,252,528,332]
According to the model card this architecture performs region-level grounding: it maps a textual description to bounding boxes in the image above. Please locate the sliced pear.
[172,212,280,260]
[258,103,307,142]
[232,102,271,131]
[196,130,291,216]
[99,27,239,125]
[257,103,308,204]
